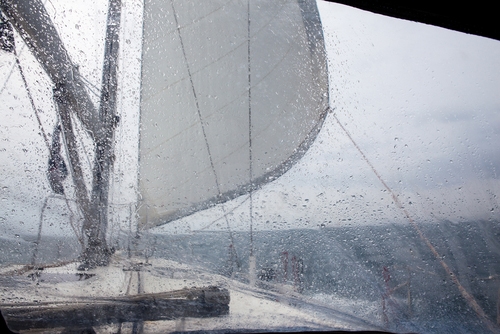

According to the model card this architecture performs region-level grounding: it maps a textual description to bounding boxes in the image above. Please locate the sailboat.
[0,0,350,332]
[1,0,500,333]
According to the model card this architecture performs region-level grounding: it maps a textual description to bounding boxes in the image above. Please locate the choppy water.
[142,220,500,333]
[1,220,499,333]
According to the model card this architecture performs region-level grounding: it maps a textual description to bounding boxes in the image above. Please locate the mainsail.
[138,0,329,228]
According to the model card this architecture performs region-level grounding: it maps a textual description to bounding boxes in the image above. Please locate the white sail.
[138,0,329,228]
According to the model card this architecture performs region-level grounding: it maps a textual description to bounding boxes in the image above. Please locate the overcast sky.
[157,1,500,234]
[0,1,499,239]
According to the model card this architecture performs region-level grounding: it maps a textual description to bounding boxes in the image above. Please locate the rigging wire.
[193,195,251,233]
[17,50,79,212]
[332,112,498,333]
[170,0,241,269]
[247,0,254,259]
[70,111,94,173]
[62,196,85,247]
[32,195,84,267]
[0,0,52,97]
[57,96,90,239]
[0,44,24,96]
[79,74,101,97]
[0,24,25,97]
[6,17,86,257]
[13,46,51,151]
[157,195,251,244]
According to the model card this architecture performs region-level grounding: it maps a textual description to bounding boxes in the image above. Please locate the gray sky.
[0,1,499,239]
[157,1,500,233]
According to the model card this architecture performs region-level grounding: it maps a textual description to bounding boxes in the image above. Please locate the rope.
[63,196,85,248]
[55,92,90,241]
[79,74,101,97]
[333,113,499,333]
[70,112,94,172]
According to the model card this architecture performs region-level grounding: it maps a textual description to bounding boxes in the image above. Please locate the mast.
[1,0,96,228]
[1,0,122,269]
[82,0,122,269]
[0,0,98,134]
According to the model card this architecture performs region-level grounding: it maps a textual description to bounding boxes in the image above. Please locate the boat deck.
[0,252,375,333]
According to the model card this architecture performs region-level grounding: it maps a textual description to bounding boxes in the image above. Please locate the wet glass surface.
[0,0,499,333]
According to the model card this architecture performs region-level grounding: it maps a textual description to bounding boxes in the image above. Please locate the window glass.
[0,1,499,333]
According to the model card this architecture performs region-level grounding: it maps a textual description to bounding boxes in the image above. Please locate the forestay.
[138,0,329,228]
